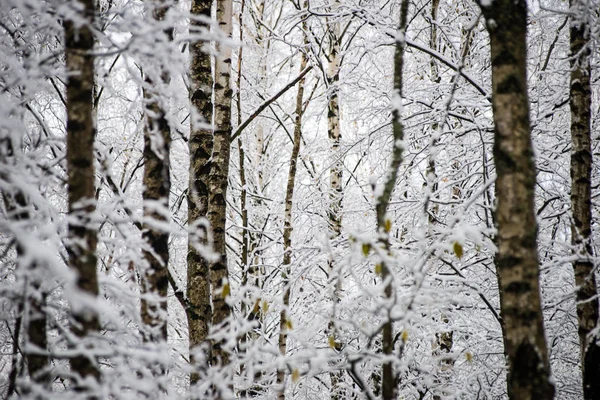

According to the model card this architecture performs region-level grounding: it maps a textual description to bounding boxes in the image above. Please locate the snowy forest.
[0,0,599,398]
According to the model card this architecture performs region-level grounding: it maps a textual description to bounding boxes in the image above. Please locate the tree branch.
[231,65,313,142]
[405,39,489,99]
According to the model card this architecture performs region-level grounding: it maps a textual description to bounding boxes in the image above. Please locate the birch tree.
[325,3,343,398]
[277,14,308,399]
[478,0,554,397]
[374,0,408,398]
[140,0,173,344]
[2,0,600,398]
[569,0,600,397]
[188,0,214,381]
[65,0,101,383]
[1,168,50,391]
[208,0,234,367]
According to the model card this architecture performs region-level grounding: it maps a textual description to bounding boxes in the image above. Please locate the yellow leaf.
[384,219,392,233]
[453,242,463,259]
[465,351,473,363]
[221,283,230,298]
[362,243,371,256]
[374,264,383,276]
[261,300,269,314]
[252,299,261,314]
[285,319,293,330]
[328,335,337,349]
[401,330,409,342]
[292,369,300,383]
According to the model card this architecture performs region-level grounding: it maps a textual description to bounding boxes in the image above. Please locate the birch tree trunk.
[325,4,343,398]
[65,0,101,382]
[188,0,213,382]
[375,1,408,398]
[234,2,256,396]
[277,31,308,400]
[236,0,248,293]
[424,0,440,226]
[208,0,233,366]
[140,1,172,343]
[327,4,342,242]
[569,2,600,398]
[246,1,267,293]
[478,0,554,398]
[429,0,440,83]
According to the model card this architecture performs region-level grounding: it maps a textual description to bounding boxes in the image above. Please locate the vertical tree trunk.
[375,1,408,398]
[325,4,343,398]
[26,282,49,386]
[234,2,256,397]
[248,0,268,327]
[64,0,101,382]
[236,0,248,293]
[140,1,172,343]
[429,0,440,83]
[327,3,342,241]
[1,186,50,388]
[6,305,21,398]
[478,0,554,398]
[569,2,600,398]
[276,31,308,400]
[243,6,267,393]
[426,0,440,223]
[188,0,213,383]
[208,0,233,366]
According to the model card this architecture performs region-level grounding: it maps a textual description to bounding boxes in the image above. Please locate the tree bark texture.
[65,0,101,382]
[188,0,213,381]
[208,0,234,366]
[480,0,555,398]
[327,4,342,240]
[375,1,408,398]
[141,1,172,343]
[276,33,308,400]
[569,2,600,398]
[325,4,343,399]
[429,0,440,83]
